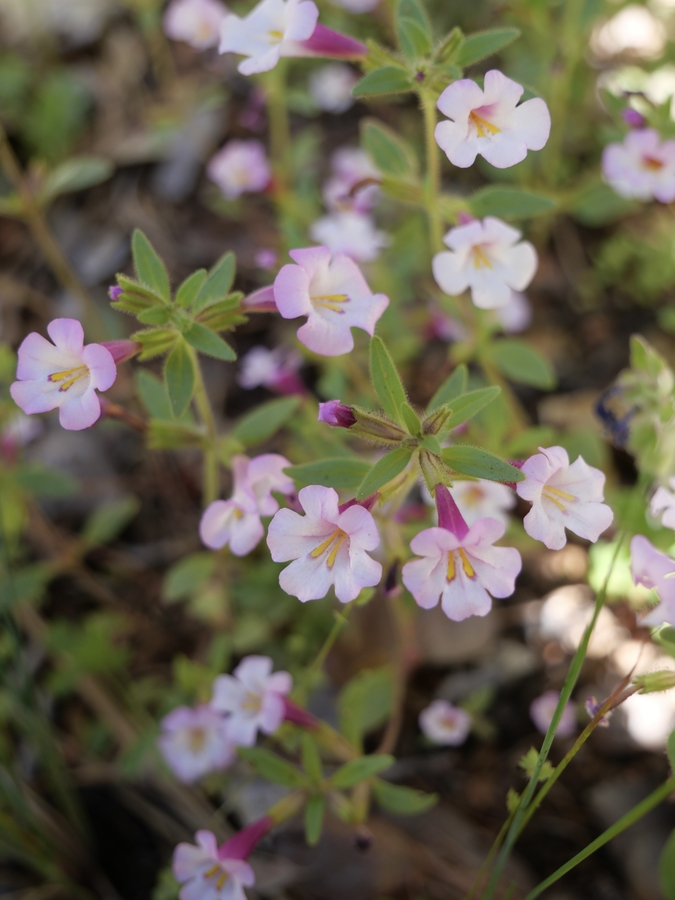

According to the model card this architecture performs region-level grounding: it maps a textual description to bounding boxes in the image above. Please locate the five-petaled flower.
[630,534,675,627]
[273,246,389,355]
[515,446,614,551]
[211,655,292,746]
[173,830,255,900]
[530,690,576,738]
[402,484,521,622]
[219,0,318,74]
[163,0,228,49]
[158,705,234,783]
[207,140,271,200]
[651,478,675,530]
[435,69,550,169]
[602,129,675,203]
[10,318,117,431]
[419,699,471,746]
[200,454,294,556]
[432,216,537,310]
[267,484,382,602]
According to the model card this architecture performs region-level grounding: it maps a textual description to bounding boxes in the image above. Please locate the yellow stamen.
[542,485,576,511]
[446,552,456,582]
[459,547,475,578]
[326,532,347,568]
[188,727,206,752]
[215,872,229,890]
[310,529,348,569]
[267,28,283,42]
[204,865,221,879]
[311,293,349,313]
[469,110,501,138]
[472,246,493,270]
[642,155,664,171]
[242,691,262,712]
[48,365,88,392]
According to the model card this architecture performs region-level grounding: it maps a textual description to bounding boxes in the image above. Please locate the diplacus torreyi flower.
[211,655,292,746]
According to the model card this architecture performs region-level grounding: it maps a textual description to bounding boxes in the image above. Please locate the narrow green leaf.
[132,229,170,302]
[469,186,556,220]
[183,322,237,361]
[441,445,524,482]
[163,553,216,602]
[372,779,438,815]
[455,27,520,68]
[82,496,140,547]
[661,828,675,900]
[176,270,207,308]
[442,386,501,432]
[136,307,172,325]
[285,458,371,491]
[397,16,432,61]
[370,336,408,424]
[192,252,236,314]
[435,26,464,64]
[304,795,325,846]
[135,369,172,419]
[165,340,195,418]
[427,364,468,412]
[132,327,178,361]
[400,402,421,436]
[302,734,323,784]
[232,396,301,446]
[352,67,413,98]
[148,420,205,450]
[490,339,557,389]
[338,666,393,748]
[570,182,639,227]
[40,156,113,204]
[238,747,308,788]
[356,447,413,501]
[330,755,394,789]
[362,120,418,177]
[397,0,432,36]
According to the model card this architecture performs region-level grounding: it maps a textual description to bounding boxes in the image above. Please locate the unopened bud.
[418,449,449,493]
[621,108,646,129]
[633,670,675,694]
[318,400,357,428]
[109,285,122,301]
[350,407,408,446]
[422,406,452,437]
[101,340,142,364]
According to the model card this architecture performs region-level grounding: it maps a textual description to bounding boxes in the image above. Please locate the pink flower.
[10,319,116,431]
[451,479,516,527]
[199,454,294,556]
[309,63,358,113]
[516,446,614,551]
[651,478,675,530]
[173,830,255,900]
[317,399,356,428]
[237,346,304,395]
[158,705,234,783]
[323,147,380,213]
[207,140,271,200]
[255,248,278,270]
[219,0,318,74]
[530,691,576,738]
[435,70,550,169]
[602,129,675,203]
[266,485,382,602]
[163,0,228,49]
[630,534,675,627]
[419,700,471,746]
[273,246,389,356]
[432,217,537,310]
[211,655,292,746]
[309,211,388,262]
[402,485,521,622]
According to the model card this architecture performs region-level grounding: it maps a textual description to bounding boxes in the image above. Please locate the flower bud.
[418,450,450,495]
[621,108,646,129]
[318,400,357,428]
[100,340,142,364]
[109,285,122,301]
[422,405,452,436]
[633,670,675,694]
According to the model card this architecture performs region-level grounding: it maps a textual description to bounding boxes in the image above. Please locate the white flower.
[158,705,234,783]
[602,129,675,203]
[309,211,388,263]
[309,63,358,113]
[651,478,675,530]
[163,0,228,49]
[173,830,255,900]
[211,655,292,746]
[432,217,537,310]
[419,700,471,746]
[207,140,271,200]
[630,534,675,627]
[516,446,614,551]
[492,290,532,333]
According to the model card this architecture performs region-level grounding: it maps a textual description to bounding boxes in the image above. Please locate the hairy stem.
[420,89,443,254]
[189,349,219,506]
[294,603,354,706]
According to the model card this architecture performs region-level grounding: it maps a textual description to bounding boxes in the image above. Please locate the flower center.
[310,529,348,568]
[463,485,485,506]
[188,727,207,753]
[447,547,476,582]
[48,365,89,392]
[469,110,501,139]
[242,690,263,713]
[471,245,493,270]
[267,28,284,43]
[641,154,664,171]
[203,863,229,891]
[541,485,576,511]
[311,293,349,314]
[441,714,459,729]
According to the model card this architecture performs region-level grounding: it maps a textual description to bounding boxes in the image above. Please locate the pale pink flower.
[402,485,521,622]
[432,217,537,310]
[237,346,304,395]
[173,830,255,900]
[211,655,292,746]
[419,699,471,746]
[10,319,116,431]
[530,690,576,738]
[207,140,271,200]
[267,485,382,602]
[323,147,380,213]
[219,0,318,74]
[516,446,614,551]
[651,478,675,530]
[309,63,358,113]
[492,290,532,333]
[163,0,228,49]
[602,129,675,202]
[273,246,389,356]
[452,479,516,527]
[255,248,278,270]
[630,534,675,627]
[199,454,294,556]
[309,211,388,263]
[435,70,550,169]
[158,705,234,783]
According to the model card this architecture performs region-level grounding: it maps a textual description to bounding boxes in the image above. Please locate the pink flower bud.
[318,400,356,428]
[100,340,142,364]
[109,285,123,301]
[622,108,646,129]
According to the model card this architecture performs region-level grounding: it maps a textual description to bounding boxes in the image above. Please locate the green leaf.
[39,156,113,204]
[14,464,77,497]
[661,828,675,900]
[455,27,521,68]
[81,496,140,547]
[330,755,394,789]
[490,339,557,389]
[352,67,413,98]
[135,369,172,419]
[570,182,639,227]
[435,26,464,64]
[441,386,501,432]
[427,364,468,412]
[397,17,432,61]
[163,552,217,602]
[133,327,178,361]
[176,270,207,308]
[338,666,393,748]
[468,186,556,220]
[183,322,236,361]
[285,458,371,491]
[441,445,525,482]
[397,0,432,36]
[136,307,172,325]
[301,734,323,783]
[132,229,170,302]
[370,336,408,424]
[362,120,418,177]
[192,252,236,314]
[356,447,413,501]
[232,396,301,447]
[238,747,308,788]
[148,421,205,450]
[164,340,195,418]
[372,779,438,815]
[304,795,325,846]
[400,402,421,436]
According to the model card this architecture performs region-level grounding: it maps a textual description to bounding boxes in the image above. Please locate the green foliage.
[183,323,236,361]
[192,252,236,315]
[238,747,308,788]
[38,157,114,206]
[372,779,438,815]
[352,67,414,98]
[338,666,393,748]
[455,28,521,68]
[490,340,557,389]
[468,186,556,219]
[164,340,195,418]
[286,458,372,491]
[231,396,301,446]
[329,754,394,789]
[22,72,90,164]
[304,794,325,846]
[441,446,525,482]
[661,828,675,900]
[81,496,140,547]
[301,734,323,784]
[132,230,171,303]
[396,0,433,62]
[436,386,501,434]
[362,120,418,177]
[427,364,468,412]
[163,553,217,603]
[370,336,408,426]
[356,447,413,500]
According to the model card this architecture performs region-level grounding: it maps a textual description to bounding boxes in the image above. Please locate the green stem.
[420,89,443,254]
[265,62,292,199]
[189,349,219,506]
[294,603,353,705]
[523,775,675,900]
